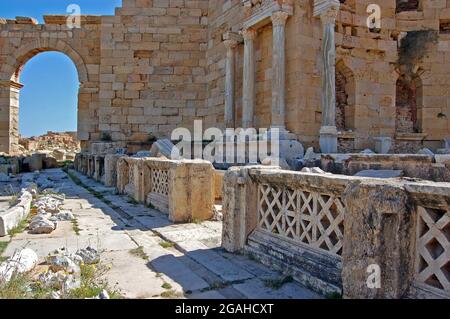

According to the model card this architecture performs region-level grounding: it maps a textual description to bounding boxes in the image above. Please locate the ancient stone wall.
[98,0,210,143]
[2,0,450,154]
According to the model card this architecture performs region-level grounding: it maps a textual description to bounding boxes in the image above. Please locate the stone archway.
[0,39,89,154]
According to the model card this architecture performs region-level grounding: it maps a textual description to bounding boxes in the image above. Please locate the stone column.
[241,28,257,129]
[317,1,340,153]
[271,11,289,130]
[223,33,242,128]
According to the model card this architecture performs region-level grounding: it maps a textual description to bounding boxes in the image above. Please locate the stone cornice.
[243,1,293,30]
[0,80,24,89]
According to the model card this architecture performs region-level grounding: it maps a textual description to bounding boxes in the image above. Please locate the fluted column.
[271,11,289,130]
[223,33,241,128]
[317,0,340,153]
[241,28,257,129]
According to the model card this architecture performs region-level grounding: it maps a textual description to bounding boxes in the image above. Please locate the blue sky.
[0,0,122,137]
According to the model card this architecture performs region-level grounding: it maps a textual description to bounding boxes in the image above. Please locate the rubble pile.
[19,131,80,160]
[0,247,108,299]
[29,193,74,234]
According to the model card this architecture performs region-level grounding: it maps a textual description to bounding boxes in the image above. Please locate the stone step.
[246,230,342,296]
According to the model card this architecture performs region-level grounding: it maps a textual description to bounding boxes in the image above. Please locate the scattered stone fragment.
[46,255,80,274]
[50,210,74,221]
[213,205,223,222]
[61,275,81,293]
[98,289,110,299]
[74,247,100,265]
[50,291,61,299]
[0,248,38,282]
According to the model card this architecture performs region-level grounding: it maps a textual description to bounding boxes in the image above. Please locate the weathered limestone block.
[214,170,225,201]
[104,154,123,187]
[90,142,122,155]
[43,155,58,169]
[142,158,215,222]
[222,166,267,253]
[116,157,130,195]
[23,153,45,171]
[0,191,32,237]
[342,180,415,299]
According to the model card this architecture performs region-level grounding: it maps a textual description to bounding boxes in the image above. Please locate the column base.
[320,126,338,154]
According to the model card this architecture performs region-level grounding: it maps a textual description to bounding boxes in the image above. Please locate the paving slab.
[179,241,254,282]
[232,278,322,299]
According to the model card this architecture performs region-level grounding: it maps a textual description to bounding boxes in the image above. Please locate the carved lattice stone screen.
[151,168,169,196]
[257,183,345,256]
[415,206,450,294]
[147,168,170,214]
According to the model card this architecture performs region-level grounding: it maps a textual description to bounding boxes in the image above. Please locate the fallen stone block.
[0,248,38,282]
[261,156,288,170]
[0,206,27,237]
[354,170,404,178]
[29,215,56,234]
[150,139,178,159]
[417,148,434,156]
[301,167,329,174]
[279,139,305,167]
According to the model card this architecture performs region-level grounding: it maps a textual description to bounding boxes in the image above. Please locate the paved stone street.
[2,168,320,299]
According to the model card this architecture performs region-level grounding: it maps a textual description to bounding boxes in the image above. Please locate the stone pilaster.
[314,0,340,153]
[0,80,23,154]
[271,11,289,130]
[223,32,242,129]
[241,28,257,129]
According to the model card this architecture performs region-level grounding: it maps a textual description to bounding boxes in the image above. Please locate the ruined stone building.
[1,0,450,154]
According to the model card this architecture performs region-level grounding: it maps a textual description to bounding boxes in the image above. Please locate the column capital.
[313,0,340,24]
[241,28,257,41]
[271,11,289,27]
[223,31,242,49]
